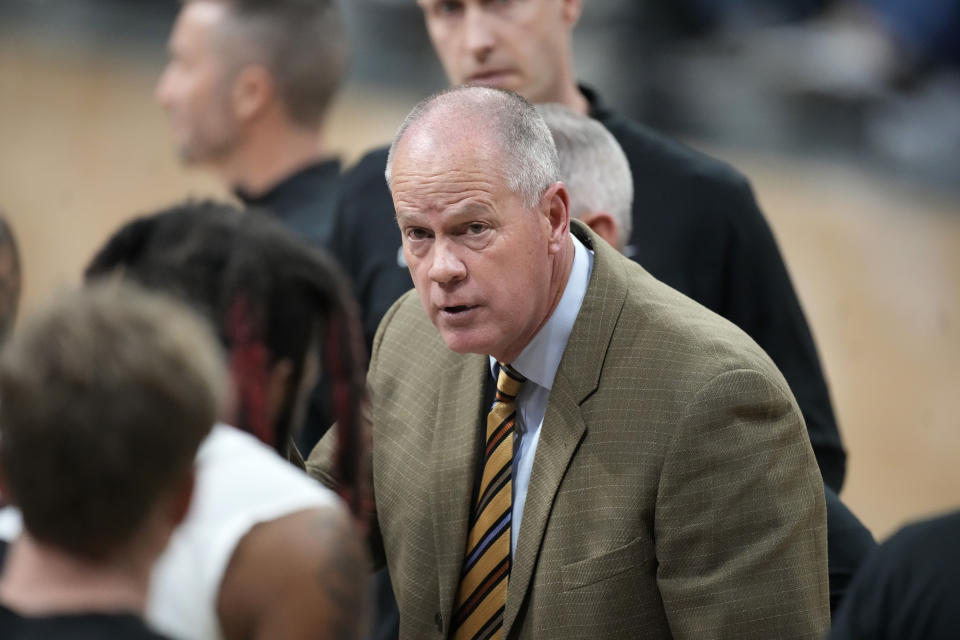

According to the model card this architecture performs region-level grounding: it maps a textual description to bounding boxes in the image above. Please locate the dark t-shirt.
[829,510,960,639]
[236,158,343,455]
[0,602,170,639]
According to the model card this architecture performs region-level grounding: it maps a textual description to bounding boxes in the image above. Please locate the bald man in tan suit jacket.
[309,86,828,639]
[309,218,829,638]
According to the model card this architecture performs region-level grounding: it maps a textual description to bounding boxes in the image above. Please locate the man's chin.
[462,74,521,94]
[436,327,491,357]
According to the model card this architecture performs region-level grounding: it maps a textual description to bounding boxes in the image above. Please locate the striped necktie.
[452,363,526,640]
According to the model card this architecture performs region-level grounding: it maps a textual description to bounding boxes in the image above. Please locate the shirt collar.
[234,157,340,210]
[489,233,594,391]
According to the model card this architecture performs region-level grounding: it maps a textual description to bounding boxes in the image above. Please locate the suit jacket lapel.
[503,223,629,637]
[430,353,488,630]
[504,370,586,635]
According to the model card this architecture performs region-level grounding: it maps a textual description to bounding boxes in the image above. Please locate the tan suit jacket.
[309,222,829,639]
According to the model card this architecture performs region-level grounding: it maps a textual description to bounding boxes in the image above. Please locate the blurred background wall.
[1,0,958,540]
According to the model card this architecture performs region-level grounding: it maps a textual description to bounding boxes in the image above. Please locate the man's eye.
[406,228,432,241]
[435,0,464,16]
[466,223,488,235]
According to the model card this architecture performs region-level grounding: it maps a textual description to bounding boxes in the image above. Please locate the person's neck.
[548,81,590,116]
[0,533,151,617]
[219,123,325,197]
[530,58,589,114]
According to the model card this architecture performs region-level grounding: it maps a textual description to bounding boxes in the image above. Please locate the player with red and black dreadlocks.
[85,201,370,640]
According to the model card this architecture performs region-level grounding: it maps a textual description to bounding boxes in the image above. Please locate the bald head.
[537,103,633,249]
[385,87,560,208]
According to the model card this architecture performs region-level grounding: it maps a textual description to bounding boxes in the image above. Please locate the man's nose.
[427,238,467,285]
[463,6,496,62]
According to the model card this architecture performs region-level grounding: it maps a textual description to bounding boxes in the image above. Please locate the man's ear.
[562,0,584,27]
[231,64,274,123]
[169,469,196,528]
[578,211,621,250]
[541,182,571,256]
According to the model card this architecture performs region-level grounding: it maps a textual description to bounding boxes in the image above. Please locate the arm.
[306,425,385,571]
[721,178,845,491]
[217,505,370,640]
[655,368,830,639]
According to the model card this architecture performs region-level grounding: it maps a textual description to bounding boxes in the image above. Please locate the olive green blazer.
[309,221,829,639]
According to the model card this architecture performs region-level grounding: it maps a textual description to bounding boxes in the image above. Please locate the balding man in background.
[156,0,349,453]
[310,86,830,639]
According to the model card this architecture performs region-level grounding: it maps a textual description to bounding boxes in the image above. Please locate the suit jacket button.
[434,612,443,632]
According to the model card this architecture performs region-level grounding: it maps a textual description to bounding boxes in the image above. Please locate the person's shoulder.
[336,146,395,232]
[130,616,175,640]
[0,605,174,640]
[606,243,776,378]
[369,290,452,373]
[341,146,391,192]
[602,109,752,192]
[830,510,960,640]
[0,602,21,630]
[195,425,339,508]
[372,289,431,343]
[880,510,960,569]
[217,504,367,640]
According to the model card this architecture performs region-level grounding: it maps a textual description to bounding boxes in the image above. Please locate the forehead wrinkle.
[395,186,496,219]
[392,163,503,211]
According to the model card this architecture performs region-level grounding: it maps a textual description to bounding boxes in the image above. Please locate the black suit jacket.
[829,510,960,639]
[824,486,876,614]
[332,88,845,490]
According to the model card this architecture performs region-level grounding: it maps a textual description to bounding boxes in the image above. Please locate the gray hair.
[385,87,560,208]
[537,103,634,248]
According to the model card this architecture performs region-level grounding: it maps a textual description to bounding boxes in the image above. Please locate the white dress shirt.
[489,234,593,554]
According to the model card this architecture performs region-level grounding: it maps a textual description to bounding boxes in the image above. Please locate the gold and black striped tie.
[452,363,526,640]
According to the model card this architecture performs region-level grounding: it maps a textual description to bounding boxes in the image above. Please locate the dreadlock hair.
[84,201,369,519]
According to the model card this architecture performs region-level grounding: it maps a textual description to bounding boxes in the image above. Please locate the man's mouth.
[468,70,513,85]
[442,305,475,314]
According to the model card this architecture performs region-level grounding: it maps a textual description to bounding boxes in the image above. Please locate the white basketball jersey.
[146,423,340,640]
